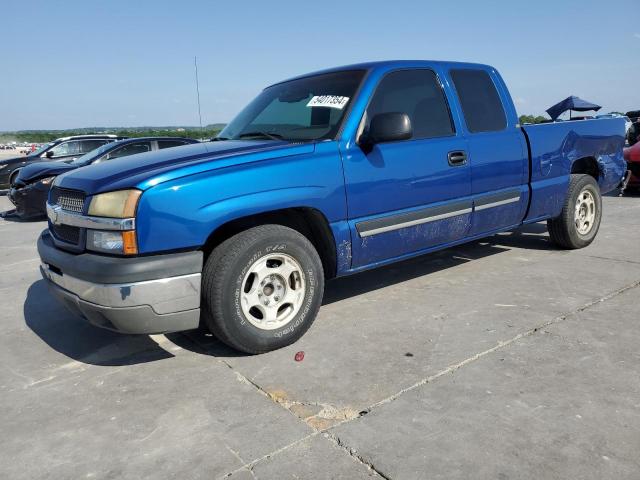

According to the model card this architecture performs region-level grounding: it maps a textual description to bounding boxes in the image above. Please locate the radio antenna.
[194,56,204,138]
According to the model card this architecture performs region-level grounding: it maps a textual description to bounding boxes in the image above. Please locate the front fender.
[135,142,347,254]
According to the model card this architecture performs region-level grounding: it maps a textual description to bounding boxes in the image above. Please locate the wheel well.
[9,169,20,184]
[571,157,600,180]
[202,208,338,278]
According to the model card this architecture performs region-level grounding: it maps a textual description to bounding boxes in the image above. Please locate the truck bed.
[521,117,626,222]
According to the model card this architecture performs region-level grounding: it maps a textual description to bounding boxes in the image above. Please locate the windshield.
[218,70,365,142]
[68,142,114,165]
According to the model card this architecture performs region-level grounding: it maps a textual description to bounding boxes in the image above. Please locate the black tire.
[201,225,324,354]
[547,174,602,249]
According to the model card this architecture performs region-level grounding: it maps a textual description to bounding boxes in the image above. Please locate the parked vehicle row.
[0,134,123,189]
[35,60,628,354]
[8,137,198,218]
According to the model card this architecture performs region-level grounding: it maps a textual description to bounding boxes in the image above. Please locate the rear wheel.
[547,174,602,249]
[201,225,324,354]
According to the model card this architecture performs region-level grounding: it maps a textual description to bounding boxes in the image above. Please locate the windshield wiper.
[238,131,285,141]
[211,136,230,141]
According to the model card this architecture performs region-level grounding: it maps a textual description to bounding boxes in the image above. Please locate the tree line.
[0,126,225,144]
[518,115,549,124]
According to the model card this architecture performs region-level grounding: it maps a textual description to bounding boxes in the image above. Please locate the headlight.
[0,164,7,170]
[87,230,138,255]
[88,189,141,218]
[39,176,56,185]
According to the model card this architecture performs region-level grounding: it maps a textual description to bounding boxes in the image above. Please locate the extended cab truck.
[37,61,627,354]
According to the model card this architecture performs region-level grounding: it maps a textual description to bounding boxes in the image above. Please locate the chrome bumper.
[40,261,201,334]
[46,202,135,230]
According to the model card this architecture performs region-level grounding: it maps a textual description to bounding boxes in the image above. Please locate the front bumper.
[38,230,203,334]
[8,183,49,219]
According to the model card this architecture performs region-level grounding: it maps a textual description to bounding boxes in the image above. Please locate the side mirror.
[363,112,412,150]
[45,150,54,158]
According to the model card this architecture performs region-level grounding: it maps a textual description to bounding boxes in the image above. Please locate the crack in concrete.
[580,254,640,265]
[359,279,640,414]
[219,432,319,479]
[208,278,640,479]
[322,431,391,479]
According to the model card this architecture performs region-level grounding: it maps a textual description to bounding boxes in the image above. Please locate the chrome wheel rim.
[240,253,306,330]
[575,189,596,235]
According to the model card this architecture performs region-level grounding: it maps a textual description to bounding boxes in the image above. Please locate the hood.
[0,154,37,167]
[15,160,77,186]
[55,140,315,194]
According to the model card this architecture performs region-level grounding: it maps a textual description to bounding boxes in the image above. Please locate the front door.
[341,68,472,268]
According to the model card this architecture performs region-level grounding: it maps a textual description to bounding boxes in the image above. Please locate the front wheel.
[201,225,324,354]
[547,174,602,249]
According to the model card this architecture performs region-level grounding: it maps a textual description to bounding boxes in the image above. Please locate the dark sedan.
[0,134,122,190]
[8,137,198,219]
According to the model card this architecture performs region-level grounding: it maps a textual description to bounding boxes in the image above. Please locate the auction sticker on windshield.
[306,95,350,109]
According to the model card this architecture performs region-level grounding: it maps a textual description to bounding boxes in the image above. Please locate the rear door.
[448,69,528,236]
[342,68,472,267]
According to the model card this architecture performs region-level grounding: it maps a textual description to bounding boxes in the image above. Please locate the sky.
[0,0,638,131]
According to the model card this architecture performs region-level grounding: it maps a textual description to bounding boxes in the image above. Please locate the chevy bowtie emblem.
[49,205,62,225]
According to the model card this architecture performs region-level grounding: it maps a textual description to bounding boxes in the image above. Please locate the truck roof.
[271,60,495,87]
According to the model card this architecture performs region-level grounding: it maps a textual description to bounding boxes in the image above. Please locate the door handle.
[448,151,467,167]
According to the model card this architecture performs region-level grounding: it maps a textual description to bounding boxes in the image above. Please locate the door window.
[364,69,455,140]
[450,69,506,133]
[79,139,109,153]
[107,142,151,160]
[49,141,81,157]
[158,140,190,149]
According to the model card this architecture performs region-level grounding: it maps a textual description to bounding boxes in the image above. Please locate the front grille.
[50,187,85,213]
[51,224,80,244]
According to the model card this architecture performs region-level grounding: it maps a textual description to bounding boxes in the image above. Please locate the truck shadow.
[25,223,553,364]
[24,280,175,366]
[169,222,553,357]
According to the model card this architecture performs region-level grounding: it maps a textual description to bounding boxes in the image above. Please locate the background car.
[8,137,199,218]
[623,141,640,190]
[596,113,633,138]
[0,134,122,190]
[626,110,640,145]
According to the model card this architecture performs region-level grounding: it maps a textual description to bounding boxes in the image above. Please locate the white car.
[596,113,633,137]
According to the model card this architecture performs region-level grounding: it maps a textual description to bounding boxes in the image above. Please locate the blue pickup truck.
[38,60,626,353]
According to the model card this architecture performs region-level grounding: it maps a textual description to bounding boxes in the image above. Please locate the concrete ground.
[0,149,27,160]
[1,192,639,479]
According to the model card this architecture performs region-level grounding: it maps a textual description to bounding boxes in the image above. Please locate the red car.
[624,141,640,189]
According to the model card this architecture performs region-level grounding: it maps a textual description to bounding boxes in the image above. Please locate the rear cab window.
[450,69,506,133]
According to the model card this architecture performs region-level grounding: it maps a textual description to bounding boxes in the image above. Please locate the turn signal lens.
[122,230,138,255]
